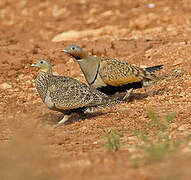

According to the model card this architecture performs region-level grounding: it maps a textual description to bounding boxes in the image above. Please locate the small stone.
[18,74,24,79]
[169,131,177,139]
[100,10,113,18]
[178,124,190,131]
[181,130,191,137]
[148,3,155,8]
[128,136,138,141]
[0,83,12,89]
[93,141,98,144]
[168,123,178,131]
[81,126,87,130]
[52,26,127,41]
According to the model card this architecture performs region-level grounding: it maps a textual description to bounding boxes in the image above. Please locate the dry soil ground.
[0,0,191,179]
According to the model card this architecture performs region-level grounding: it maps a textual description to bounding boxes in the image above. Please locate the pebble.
[181,130,191,137]
[148,3,155,8]
[128,136,138,141]
[93,141,98,144]
[168,123,178,131]
[178,124,190,131]
[52,26,127,41]
[0,83,12,89]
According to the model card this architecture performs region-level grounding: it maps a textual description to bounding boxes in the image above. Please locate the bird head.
[61,45,85,60]
[31,59,52,74]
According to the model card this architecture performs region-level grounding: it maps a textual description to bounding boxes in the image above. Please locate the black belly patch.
[97,81,143,95]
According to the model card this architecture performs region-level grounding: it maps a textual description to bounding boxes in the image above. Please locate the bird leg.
[84,107,95,114]
[123,88,133,100]
[56,114,72,126]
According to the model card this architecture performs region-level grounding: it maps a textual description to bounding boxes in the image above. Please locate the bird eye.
[71,47,75,50]
[40,61,43,64]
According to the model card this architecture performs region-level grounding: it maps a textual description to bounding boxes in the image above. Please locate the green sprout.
[98,125,122,152]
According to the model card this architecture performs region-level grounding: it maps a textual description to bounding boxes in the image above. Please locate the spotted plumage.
[31,59,121,125]
[62,45,163,98]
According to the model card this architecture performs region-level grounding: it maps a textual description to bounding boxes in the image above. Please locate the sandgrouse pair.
[31,45,162,125]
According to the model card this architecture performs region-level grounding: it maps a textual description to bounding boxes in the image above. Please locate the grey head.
[61,45,100,85]
[61,45,86,60]
[31,59,52,74]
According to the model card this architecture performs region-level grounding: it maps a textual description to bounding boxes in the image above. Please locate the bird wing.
[99,57,144,87]
[48,76,108,110]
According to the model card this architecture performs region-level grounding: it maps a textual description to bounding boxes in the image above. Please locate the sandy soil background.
[0,0,191,179]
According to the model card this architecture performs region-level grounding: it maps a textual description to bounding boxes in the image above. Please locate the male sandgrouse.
[62,45,163,99]
[31,59,120,126]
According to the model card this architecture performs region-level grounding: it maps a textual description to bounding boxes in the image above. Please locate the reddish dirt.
[0,0,191,179]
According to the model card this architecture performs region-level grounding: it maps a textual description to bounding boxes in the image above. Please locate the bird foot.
[123,88,133,100]
[55,114,72,127]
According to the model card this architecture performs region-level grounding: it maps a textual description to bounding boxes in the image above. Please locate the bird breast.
[36,72,49,102]
[44,90,55,109]
[90,73,107,88]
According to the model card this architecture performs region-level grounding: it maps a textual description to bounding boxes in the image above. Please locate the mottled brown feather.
[33,59,121,114]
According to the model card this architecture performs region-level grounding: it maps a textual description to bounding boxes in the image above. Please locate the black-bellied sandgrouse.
[31,59,121,126]
[62,45,163,99]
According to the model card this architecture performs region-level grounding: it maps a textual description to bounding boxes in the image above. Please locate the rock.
[127,136,138,141]
[0,83,12,89]
[52,26,127,42]
[100,10,113,18]
[181,130,191,137]
[178,124,190,131]
[52,28,105,42]
[52,6,66,17]
[168,123,178,131]
[148,3,155,8]
[93,141,98,144]
[52,30,98,41]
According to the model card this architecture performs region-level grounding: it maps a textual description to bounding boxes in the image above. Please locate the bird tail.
[84,97,123,113]
[96,93,123,108]
[145,65,163,73]
[142,73,165,87]
[85,88,123,113]
[141,65,164,87]
[104,97,123,107]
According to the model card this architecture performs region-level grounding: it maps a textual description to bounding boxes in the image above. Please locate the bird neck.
[38,71,52,82]
[36,71,51,102]
[71,51,89,60]
[77,56,100,85]
[40,67,53,75]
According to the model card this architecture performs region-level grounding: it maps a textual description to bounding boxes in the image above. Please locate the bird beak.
[61,49,68,53]
[31,63,37,67]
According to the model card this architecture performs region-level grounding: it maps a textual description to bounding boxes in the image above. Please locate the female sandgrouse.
[31,59,120,126]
